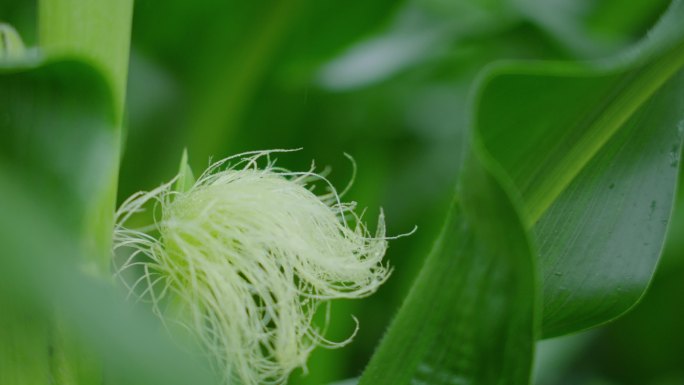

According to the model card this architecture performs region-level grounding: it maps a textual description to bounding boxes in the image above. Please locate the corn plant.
[1,0,683,384]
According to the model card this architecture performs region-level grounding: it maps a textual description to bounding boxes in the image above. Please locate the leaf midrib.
[524,41,684,227]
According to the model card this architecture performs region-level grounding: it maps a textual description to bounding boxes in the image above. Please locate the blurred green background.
[2,0,682,384]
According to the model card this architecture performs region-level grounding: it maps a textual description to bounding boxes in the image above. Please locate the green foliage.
[0,59,117,272]
[475,1,684,336]
[359,155,537,385]
[0,166,217,385]
[2,0,684,384]
[39,0,133,117]
[355,2,684,383]
[0,56,214,385]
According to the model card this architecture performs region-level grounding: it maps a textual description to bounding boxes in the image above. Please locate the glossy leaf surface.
[359,155,537,385]
[474,0,684,336]
[358,2,684,383]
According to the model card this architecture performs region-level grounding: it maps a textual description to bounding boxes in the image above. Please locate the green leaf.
[0,300,51,385]
[174,148,196,193]
[0,56,118,383]
[3,2,136,382]
[358,154,537,385]
[0,57,217,385]
[0,166,218,385]
[534,71,684,336]
[39,0,134,119]
[358,2,684,381]
[0,23,26,59]
[0,58,119,272]
[473,0,684,337]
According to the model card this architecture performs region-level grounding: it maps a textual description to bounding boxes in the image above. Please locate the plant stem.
[38,0,133,273]
[39,0,133,119]
[37,1,134,383]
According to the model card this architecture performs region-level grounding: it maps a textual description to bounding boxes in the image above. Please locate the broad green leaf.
[358,154,537,385]
[0,57,217,385]
[0,56,118,383]
[35,0,133,269]
[0,166,218,385]
[358,1,684,381]
[534,72,684,336]
[473,0,684,337]
[0,59,119,272]
[39,0,134,118]
[2,2,136,382]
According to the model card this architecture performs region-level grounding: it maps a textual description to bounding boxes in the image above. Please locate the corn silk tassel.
[113,150,393,384]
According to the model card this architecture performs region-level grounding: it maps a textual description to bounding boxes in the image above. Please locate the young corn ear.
[113,150,391,385]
